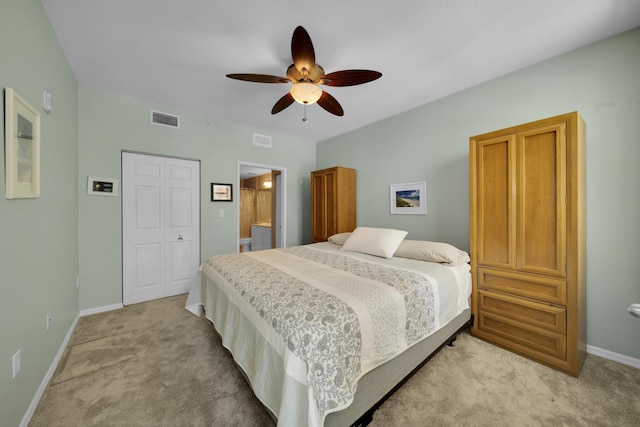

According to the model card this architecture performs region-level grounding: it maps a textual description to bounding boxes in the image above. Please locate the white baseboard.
[19,313,80,427]
[80,303,123,316]
[587,344,640,369]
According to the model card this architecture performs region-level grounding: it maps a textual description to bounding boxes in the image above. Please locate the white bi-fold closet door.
[122,152,200,305]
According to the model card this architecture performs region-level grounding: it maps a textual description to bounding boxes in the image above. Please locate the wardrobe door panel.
[311,167,355,243]
[517,123,567,278]
[311,172,327,242]
[475,135,516,270]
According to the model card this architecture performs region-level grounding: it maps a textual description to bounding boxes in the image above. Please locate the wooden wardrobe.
[469,112,586,376]
[311,166,356,243]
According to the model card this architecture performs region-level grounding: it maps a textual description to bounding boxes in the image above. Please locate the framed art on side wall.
[390,181,427,214]
[211,183,233,201]
[4,88,41,199]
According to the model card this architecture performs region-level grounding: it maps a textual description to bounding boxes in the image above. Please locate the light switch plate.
[43,90,53,113]
[12,349,21,378]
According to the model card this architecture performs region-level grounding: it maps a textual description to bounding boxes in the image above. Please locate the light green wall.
[77,88,315,310]
[317,28,640,359]
[0,1,79,425]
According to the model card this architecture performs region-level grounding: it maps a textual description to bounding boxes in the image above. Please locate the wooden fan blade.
[271,93,295,114]
[322,70,382,87]
[227,73,289,84]
[291,26,315,74]
[317,91,344,116]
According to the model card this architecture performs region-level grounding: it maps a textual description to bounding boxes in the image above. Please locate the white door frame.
[237,161,286,250]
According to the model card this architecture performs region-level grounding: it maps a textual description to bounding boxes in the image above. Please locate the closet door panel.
[123,154,165,304]
[123,153,200,305]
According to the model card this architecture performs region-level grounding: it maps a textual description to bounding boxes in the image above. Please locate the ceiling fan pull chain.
[302,104,308,123]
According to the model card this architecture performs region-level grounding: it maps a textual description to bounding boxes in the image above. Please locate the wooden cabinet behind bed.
[469,112,586,377]
[311,166,356,243]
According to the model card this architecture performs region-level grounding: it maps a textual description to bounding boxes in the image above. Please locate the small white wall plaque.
[87,176,118,196]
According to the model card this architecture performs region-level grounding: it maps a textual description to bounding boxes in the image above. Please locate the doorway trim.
[237,161,287,251]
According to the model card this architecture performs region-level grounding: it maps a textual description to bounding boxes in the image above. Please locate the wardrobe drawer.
[477,310,567,360]
[478,267,567,305]
[478,290,566,334]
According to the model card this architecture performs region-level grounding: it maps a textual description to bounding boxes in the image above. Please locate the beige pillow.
[394,240,470,265]
[328,232,352,245]
[341,227,408,258]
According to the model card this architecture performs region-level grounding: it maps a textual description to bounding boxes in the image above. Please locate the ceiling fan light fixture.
[290,82,322,105]
[227,26,381,117]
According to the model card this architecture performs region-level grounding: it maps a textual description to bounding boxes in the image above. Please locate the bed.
[186,228,472,427]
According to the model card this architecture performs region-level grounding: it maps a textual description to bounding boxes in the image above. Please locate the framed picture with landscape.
[390,181,426,215]
[4,88,40,199]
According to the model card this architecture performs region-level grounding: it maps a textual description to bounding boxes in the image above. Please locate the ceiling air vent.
[253,133,272,148]
[150,110,180,129]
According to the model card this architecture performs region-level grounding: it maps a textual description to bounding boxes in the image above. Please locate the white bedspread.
[186,242,470,426]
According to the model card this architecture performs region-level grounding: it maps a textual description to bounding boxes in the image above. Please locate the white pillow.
[328,232,352,245]
[341,227,408,258]
[394,240,470,265]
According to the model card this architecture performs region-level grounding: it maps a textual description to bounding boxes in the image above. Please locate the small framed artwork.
[87,176,119,196]
[4,88,41,199]
[211,183,233,202]
[390,181,427,215]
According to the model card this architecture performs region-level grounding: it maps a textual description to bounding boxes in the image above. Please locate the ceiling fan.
[226,26,382,118]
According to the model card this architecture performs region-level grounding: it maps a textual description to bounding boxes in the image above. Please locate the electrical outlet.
[12,349,21,378]
[46,313,53,330]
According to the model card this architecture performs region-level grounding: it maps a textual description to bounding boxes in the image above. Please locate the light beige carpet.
[30,294,640,426]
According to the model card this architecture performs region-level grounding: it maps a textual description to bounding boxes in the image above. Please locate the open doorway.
[237,162,286,252]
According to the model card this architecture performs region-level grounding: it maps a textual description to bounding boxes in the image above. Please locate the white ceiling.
[41,0,640,144]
